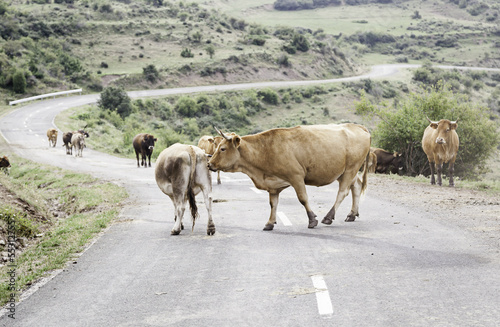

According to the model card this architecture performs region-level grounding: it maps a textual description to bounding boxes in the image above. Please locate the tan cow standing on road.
[422,118,459,187]
[47,128,58,147]
[208,124,371,231]
[71,133,86,157]
[197,135,223,184]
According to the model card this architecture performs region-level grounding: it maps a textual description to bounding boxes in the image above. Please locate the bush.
[98,86,132,118]
[257,88,279,105]
[175,96,198,117]
[143,64,160,83]
[12,70,26,94]
[355,83,500,179]
[180,48,194,58]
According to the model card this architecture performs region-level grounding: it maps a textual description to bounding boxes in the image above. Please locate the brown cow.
[132,133,157,167]
[71,133,86,157]
[197,135,224,184]
[422,118,459,187]
[208,124,371,230]
[155,143,215,235]
[46,128,58,147]
[0,156,11,174]
[371,147,403,174]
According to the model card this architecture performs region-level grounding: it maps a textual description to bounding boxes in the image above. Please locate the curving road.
[1,64,500,326]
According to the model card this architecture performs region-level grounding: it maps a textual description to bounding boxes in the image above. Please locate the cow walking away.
[155,143,215,235]
[422,117,459,187]
[197,135,224,184]
[46,128,58,147]
[370,147,403,174]
[208,124,371,231]
[133,133,157,168]
[63,128,89,155]
[71,133,86,157]
[0,156,10,175]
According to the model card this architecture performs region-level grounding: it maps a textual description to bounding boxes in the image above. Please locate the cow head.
[427,117,459,144]
[208,128,241,172]
[143,134,157,151]
[392,152,404,174]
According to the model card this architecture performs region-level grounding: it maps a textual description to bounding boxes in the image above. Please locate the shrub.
[142,64,160,83]
[180,48,194,58]
[355,83,500,179]
[98,86,132,118]
[12,70,26,94]
[175,96,198,117]
[257,88,279,105]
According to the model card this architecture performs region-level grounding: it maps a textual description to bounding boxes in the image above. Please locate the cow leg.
[290,182,317,229]
[148,154,152,167]
[171,197,186,235]
[135,152,140,167]
[429,161,436,185]
[217,171,221,185]
[264,190,281,231]
[346,175,362,222]
[201,187,215,236]
[448,161,455,187]
[436,162,443,186]
[323,173,354,224]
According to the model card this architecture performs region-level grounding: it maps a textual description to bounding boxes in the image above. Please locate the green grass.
[0,155,128,306]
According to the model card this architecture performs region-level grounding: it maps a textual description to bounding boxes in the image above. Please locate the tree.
[143,64,160,83]
[355,82,500,179]
[98,86,132,118]
[12,70,26,94]
[205,45,215,59]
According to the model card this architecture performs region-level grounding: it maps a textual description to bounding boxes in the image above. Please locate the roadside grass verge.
[0,154,128,306]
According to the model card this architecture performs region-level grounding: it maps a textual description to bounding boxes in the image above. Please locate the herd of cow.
[1,117,458,236]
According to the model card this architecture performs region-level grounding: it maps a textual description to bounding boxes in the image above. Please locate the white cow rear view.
[154,143,215,235]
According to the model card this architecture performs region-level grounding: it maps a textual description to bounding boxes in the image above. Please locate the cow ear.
[208,137,215,144]
[450,122,458,130]
[430,122,439,129]
[154,138,157,142]
[233,135,241,148]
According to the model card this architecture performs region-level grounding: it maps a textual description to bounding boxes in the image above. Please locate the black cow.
[133,133,157,167]
[371,147,403,174]
[0,156,10,174]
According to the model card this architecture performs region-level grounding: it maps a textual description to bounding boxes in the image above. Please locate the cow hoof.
[171,229,181,235]
[263,224,274,231]
[321,217,333,225]
[207,228,216,236]
[345,214,358,222]
[308,219,318,229]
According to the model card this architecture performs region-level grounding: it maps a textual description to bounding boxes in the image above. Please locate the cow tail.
[361,151,369,194]
[187,146,199,231]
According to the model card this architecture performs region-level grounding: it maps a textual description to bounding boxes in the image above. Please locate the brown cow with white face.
[46,128,58,147]
[155,143,215,235]
[208,124,371,231]
[197,135,224,184]
[133,133,157,168]
[422,118,459,187]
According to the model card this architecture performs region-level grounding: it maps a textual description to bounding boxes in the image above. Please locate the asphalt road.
[1,65,499,326]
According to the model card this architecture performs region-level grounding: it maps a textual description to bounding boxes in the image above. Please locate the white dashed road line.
[277,211,292,226]
[311,275,333,316]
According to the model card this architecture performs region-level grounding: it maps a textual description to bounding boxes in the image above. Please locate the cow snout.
[436,137,446,144]
[148,146,154,150]
[207,162,217,172]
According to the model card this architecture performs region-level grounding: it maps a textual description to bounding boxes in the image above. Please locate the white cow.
[71,133,85,157]
[154,143,215,235]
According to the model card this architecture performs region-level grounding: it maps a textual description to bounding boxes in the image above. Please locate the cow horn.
[452,118,459,124]
[426,115,438,124]
[214,126,230,140]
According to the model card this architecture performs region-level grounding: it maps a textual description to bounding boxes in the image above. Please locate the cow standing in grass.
[0,156,10,174]
[422,118,459,187]
[155,143,215,235]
